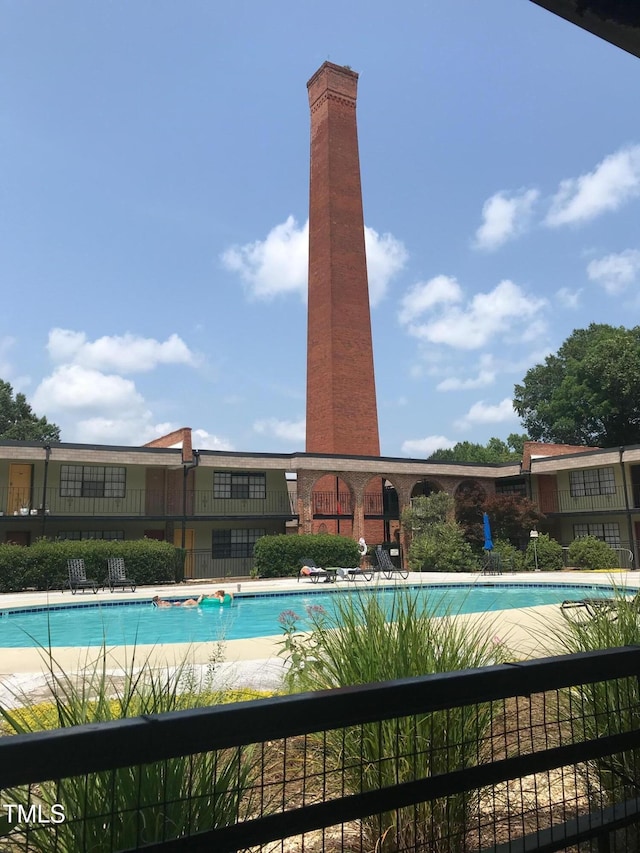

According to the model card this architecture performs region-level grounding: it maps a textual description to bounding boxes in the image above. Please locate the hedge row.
[0,539,184,593]
[254,534,361,578]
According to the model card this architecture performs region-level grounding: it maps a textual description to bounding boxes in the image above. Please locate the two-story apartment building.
[1,429,639,575]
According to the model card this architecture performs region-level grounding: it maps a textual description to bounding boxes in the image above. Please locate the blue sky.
[2,2,639,457]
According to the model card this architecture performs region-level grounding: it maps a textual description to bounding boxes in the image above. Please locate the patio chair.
[482,551,502,576]
[105,557,136,593]
[560,591,638,621]
[66,558,98,595]
[298,557,333,584]
[374,545,409,580]
[335,563,374,582]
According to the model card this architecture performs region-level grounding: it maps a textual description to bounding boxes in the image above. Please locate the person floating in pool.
[152,595,200,608]
[197,589,234,607]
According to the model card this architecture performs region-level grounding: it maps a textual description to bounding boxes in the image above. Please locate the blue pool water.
[0,584,630,649]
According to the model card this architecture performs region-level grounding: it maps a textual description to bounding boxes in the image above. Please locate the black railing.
[2,647,640,851]
[0,488,297,519]
[183,549,256,580]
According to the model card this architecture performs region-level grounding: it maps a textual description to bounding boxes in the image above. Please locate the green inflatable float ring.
[200,594,233,607]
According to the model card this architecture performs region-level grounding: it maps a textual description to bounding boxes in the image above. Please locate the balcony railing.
[311,491,353,516]
[536,486,627,514]
[0,488,297,519]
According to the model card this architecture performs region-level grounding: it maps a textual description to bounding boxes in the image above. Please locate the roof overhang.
[530,1,640,59]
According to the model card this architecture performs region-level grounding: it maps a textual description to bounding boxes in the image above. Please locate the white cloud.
[222,216,407,306]
[47,329,197,373]
[587,249,640,294]
[222,216,309,300]
[555,287,582,308]
[398,275,462,325]
[436,369,496,391]
[401,435,455,457]
[363,226,408,305]
[33,365,145,413]
[545,144,640,227]
[192,428,235,451]
[400,279,546,350]
[253,417,306,443]
[473,188,539,250]
[454,398,518,431]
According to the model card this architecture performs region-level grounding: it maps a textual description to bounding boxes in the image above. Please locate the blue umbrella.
[483,512,493,551]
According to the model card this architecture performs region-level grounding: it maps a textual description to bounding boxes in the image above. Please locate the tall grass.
[280,588,507,853]
[0,643,258,852]
[550,589,640,848]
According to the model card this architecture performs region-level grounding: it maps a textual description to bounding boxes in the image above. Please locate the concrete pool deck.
[0,570,636,703]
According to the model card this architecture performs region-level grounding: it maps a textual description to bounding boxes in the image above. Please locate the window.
[57,531,125,541]
[212,528,265,559]
[495,478,527,497]
[573,523,621,547]
[569,467,616,498]
[213,472,266,499]
[60,466,126,498]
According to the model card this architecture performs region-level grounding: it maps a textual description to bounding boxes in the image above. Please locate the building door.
[174,528,195,578]
[8,464,32,515]
[145,468,166,515]
[5,531,31,546]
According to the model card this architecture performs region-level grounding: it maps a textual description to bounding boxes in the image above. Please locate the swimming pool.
[0,583,629,649]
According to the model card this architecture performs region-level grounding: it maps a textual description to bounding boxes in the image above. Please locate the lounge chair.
[374,545,409,580]
[66,558,98,595]
[104,557,136,593]
[560,591,637,621]
[298,557,332,584]
[336,564,373,582]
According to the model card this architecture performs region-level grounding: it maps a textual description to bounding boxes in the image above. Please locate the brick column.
[306,62,380,457]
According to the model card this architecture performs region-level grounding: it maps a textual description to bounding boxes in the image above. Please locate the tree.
[454,488,543,550]
[0,380,60,442]
[513,324,640,446]
[401,492,454,537]
[428,434,529,463]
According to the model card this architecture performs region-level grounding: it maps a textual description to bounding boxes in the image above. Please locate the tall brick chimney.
[306,62,380,456]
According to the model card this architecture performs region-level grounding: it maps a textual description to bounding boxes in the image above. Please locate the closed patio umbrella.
[483,512,493,551]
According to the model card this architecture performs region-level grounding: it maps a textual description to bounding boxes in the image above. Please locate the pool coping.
[0,578,636,619]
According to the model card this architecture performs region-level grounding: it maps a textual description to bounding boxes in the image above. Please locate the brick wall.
[522,441,597,472]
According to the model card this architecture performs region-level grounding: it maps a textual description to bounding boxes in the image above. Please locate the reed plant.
[279,588,507,852]
[0,643,259,852]
[550,588,640,829]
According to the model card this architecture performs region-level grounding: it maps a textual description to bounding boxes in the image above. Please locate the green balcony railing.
[536,486,626,514]
[0,488,297,519]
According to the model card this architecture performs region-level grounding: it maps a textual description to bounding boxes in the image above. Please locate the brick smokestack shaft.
[306,62,380,456]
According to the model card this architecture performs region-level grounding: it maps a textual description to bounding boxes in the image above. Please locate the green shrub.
[524,533,563,571]
[253,534,360,578]
[408,522,478,572]
[491,538,524,572]
[0,544,30,593]
[0,538,179,592]
[279,589,506,851]
[566,535,619,570]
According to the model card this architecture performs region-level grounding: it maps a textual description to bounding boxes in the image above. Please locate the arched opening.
[410,479,443,500]
[310,475,354,537]
[363,476,400,544]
